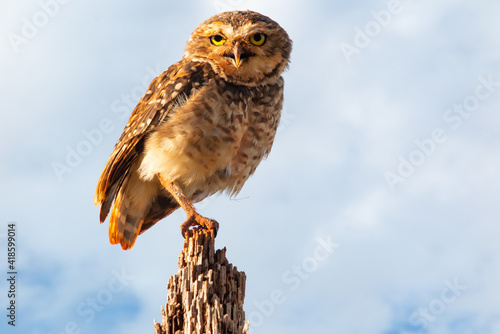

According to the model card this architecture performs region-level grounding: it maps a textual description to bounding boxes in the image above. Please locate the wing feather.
[95,59,213,222]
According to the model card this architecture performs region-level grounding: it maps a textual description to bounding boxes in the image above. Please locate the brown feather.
[95,10,292,250]
[139,194,179,235]
[95,60,213,217]
[95,61,213,247]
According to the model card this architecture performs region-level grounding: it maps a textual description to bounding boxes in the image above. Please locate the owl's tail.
[109,194,143,250]
[108,170,156,250]
[106,170,180,250]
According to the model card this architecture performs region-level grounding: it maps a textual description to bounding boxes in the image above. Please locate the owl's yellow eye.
[210,35,226,46]
[250,33,266,46]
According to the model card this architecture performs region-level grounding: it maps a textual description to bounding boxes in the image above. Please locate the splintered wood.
[154,228,249,334]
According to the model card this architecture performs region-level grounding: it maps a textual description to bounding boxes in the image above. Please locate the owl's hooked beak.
[228,42,252,68]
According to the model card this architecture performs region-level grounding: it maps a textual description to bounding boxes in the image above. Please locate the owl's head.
[184,10,292,86]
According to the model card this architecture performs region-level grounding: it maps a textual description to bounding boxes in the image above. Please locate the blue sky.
[1,0,499,333]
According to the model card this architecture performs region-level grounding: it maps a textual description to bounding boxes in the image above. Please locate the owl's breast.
[223,79,284,195]
[138,80,247,186]
[139,77,284,198]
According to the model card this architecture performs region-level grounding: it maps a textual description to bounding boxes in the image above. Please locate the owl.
[95,10,292,250]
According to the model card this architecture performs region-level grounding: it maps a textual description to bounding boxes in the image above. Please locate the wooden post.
[154,228,249,334]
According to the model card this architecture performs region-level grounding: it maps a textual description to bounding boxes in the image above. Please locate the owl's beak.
[228,42,252,68]
[232,43,243,68]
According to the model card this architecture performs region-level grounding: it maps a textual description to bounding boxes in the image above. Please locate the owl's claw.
[156,174,219,239]
[181,214,219,238]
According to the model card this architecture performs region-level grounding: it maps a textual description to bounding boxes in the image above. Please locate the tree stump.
[154,228,249,334]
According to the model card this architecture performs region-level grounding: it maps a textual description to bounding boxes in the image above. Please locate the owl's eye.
[210,35,226,46]
[249,33,266,46]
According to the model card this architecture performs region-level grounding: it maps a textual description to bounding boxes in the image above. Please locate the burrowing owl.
[95,10,292,250]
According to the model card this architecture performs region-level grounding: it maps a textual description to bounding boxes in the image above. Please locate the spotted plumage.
[95,10,292,249]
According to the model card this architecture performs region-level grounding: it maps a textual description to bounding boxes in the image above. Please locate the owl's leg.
[157,174,219,238]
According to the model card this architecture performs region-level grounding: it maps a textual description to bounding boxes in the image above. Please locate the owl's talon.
[181,214,219,238]
[207,219,219,238]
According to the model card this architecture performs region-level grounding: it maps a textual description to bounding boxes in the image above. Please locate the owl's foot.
[181,214,219,238]
[157,174,219,239]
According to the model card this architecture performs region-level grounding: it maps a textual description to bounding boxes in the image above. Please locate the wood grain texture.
[154,228,249,334]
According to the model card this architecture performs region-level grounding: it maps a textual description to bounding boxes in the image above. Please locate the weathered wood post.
[154,227,249,334]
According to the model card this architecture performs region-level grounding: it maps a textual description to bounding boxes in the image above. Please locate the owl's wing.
[95,60,213,222]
